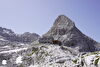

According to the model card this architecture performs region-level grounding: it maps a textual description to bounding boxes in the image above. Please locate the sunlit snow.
[0,48,27,54]
[16,56,23,64]
[84,55,95,65]
[2,60,7,65]
[0,38,6,41]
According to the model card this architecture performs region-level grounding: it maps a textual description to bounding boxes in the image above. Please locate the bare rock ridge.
[0,27,40,43]
[42,15,99,52]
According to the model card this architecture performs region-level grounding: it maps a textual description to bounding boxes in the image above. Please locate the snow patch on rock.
[29,65,39,67]
[0,48,28,54]
[84,55,95,65]
[2,60,7,65]
[16,56,23,64]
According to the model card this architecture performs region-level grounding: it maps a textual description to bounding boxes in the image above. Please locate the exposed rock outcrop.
[0,27,40,67]
[0,27,40,43]
[43,15,99,52]
[0,15,99,67]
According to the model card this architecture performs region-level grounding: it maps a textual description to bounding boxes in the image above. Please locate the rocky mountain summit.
[43,15,99,52]
[0,15,100,67]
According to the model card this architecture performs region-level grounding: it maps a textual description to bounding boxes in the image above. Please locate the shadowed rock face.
[43,15,99,52]
[39,36,54,44]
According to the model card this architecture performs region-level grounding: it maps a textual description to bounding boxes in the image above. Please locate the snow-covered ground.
[0,48,28,54]
[84,55,96,65]
[16,56,23,64]
[1,46,10,48]
[2,60,7,65]
[0,38,6,41]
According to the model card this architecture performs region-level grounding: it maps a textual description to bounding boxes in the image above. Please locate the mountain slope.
[43,15,99,52]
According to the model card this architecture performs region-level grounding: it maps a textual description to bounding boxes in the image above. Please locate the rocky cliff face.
[43,15,99,52]
[0,15,99,67]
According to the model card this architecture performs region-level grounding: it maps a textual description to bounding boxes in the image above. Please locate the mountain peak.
[43,15,75,36]
[54,15,75,29]
[42,15,99,52]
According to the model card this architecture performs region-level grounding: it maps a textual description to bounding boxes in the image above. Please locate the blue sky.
[0,0,100,42]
